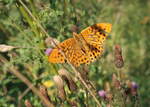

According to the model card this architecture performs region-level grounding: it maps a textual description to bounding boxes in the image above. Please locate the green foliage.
[0,0,150,106]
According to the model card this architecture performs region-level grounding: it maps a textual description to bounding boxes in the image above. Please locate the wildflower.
[114,45,124,68]
[131,82,138,89]
[45,48,52,56]
[98,90,106,98]
[125,80,138,96]
[131,81,138,96]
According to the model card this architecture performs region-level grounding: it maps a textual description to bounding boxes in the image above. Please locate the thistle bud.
[81,66,89,81]
[114,45,124,68]
[106,93,113,101]
[114,80,121,89]
[124,80,132,95]
[25,99,33,107]
[71,25,79,33]
[112,74,121,89]
[53,75,66,101]
[104,82,111,92]
[58,69,77,92]
[131,82,138,96]
[112,73,117,82]
[98,90,106,99]
[45,37,60,47]
[126,80,132,88]
[106,104,111,107]
[125,80,138,96]
[68,100,78,107]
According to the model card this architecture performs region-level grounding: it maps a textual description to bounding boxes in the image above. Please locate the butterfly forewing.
[81,23,112,45]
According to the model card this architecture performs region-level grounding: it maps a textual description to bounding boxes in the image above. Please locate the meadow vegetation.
[0,0,150,106]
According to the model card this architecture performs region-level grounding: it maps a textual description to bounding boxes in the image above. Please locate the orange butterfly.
[48,23,112,67]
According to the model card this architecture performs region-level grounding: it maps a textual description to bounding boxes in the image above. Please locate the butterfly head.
[96,23,112,34]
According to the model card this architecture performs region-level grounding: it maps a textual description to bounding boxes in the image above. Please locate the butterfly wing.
[48,38,90,66]
[48,38,74,63]
[80,23,112,45]
[79,23,112,63]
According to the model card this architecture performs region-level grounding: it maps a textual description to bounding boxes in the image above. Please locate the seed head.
[25,99,33,107]
[58,69,77,92]
[114,45,124,68]
[53,75,66,101]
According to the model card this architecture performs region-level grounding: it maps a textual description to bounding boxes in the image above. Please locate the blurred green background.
[0,0,150,106]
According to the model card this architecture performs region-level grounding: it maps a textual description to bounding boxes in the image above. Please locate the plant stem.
[0,56,54,107]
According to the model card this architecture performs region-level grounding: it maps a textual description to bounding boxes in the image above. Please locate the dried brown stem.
[0,56,54,107]
[9,67,54,107]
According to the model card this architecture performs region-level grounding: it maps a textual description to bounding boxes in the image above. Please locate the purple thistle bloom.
[45,48,52,56]
[98,90,106,98]
[131,82,138,89]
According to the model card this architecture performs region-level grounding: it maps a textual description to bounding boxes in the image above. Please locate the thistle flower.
[98,90,106,98]
[131,81,138,96]
[125,80,138,96]
[114,45,124,68]
[131,82,138,89]
[45,48,52,56]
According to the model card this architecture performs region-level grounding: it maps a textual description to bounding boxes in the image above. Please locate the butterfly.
[48,23,112,67]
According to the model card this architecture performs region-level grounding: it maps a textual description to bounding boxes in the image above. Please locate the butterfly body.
[48,23,112,67]
[73,32,90,55]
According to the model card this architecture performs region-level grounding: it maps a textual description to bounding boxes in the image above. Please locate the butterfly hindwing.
[48,38,75,63]
[48,38,91,66]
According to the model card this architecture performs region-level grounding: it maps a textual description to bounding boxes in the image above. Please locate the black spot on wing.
[91,24,106,36]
